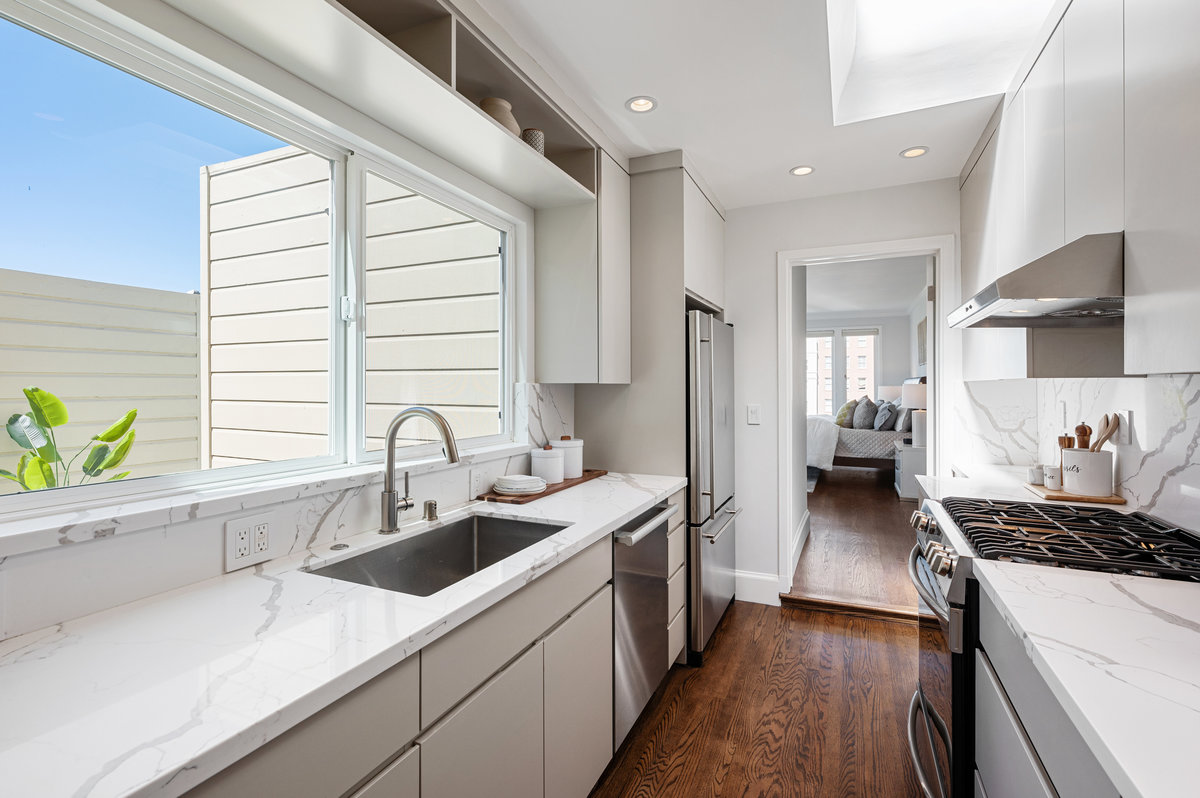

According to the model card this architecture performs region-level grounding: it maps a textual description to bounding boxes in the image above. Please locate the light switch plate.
[746,404,762,425]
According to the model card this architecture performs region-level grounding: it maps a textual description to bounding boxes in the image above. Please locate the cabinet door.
[1125,0,1200,374]
[544,585,613,798]
[1021,24,1065,264]
[682,174,725,310]
[420,642,544,798]
[598,150,631,384]
[960,130,999,301]
[352,745,419,798]
[995,91,1026,276]
[1064,0,1124,240]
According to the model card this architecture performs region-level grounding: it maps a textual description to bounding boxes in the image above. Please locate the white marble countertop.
[917,473,1136,512]
[0,472,685,798]
[975,561,1200,798]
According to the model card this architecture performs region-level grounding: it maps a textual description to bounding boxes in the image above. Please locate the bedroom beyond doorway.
[788,251,935,618]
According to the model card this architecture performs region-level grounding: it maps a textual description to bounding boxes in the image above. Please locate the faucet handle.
[397,470,415,511]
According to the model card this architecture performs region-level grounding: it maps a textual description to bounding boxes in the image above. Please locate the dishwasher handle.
[615,504,679,547]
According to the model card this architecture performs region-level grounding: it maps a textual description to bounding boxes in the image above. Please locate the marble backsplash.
[955,375,1200,529]
[0,383,574,641]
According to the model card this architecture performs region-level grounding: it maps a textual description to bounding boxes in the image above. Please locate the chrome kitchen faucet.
[381,407,460,534]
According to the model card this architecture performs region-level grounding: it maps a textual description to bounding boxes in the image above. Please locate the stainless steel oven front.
[907,504,977,798]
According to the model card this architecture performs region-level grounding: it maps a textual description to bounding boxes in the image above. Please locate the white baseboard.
[788,510,810,579]
[735,570,783,606]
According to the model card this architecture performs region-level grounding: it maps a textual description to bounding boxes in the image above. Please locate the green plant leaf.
[100,430,135,470]
[107,471,130,482]
[7,413,47,451]
[0,468,21,485]
[17,452,30,484]
[23,387,68,428]
[22,457,56,490]
[94,409,138,443]
[82,444,110,477]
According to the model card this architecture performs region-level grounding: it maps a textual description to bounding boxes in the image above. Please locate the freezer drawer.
[689,502,738,661]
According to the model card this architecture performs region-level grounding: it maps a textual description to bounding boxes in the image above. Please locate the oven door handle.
[908,545,950,625]
[907,688,948,798]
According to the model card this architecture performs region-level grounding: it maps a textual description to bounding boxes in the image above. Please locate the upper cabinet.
[535,150,631,384]
[1020,24,1066,266]
[1124,0,1200,374]
[682,174,727,311]
[1064,0,1124,240]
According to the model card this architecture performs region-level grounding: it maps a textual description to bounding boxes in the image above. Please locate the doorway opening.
[774,236,956,619]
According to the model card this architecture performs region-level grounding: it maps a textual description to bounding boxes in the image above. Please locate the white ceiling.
[471,0,1055,209]
[829,0,1056,124]
[806,255,929,315]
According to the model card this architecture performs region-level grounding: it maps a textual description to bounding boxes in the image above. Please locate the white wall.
[724,179,960,593]
[805,311,914,388]
[908,288,929,379]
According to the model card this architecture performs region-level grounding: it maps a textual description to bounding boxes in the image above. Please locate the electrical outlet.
[225,512,275,572]
[1116,410,1133,445]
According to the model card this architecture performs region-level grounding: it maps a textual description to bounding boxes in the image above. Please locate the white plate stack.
[491,475,547,496]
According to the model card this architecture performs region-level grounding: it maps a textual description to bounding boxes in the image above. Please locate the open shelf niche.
[339,0,597,196]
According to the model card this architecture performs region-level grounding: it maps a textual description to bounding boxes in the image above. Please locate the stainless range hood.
[949,232,1124,328]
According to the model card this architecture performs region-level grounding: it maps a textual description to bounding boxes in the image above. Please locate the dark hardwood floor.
[591,602,921,798]
[784,468,921,618]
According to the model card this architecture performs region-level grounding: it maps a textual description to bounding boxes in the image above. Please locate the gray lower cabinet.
[353,744,419,798]
[545,585,614,798]
[419,641,546,798]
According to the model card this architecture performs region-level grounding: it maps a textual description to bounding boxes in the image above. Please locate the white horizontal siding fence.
[200,147,333,467]
[362,171,503,450]
[0,268,201,495]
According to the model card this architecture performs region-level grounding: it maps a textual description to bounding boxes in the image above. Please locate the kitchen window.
[0,13,515,507]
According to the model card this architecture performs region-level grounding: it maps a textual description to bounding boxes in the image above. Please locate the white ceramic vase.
[479,97,520,136]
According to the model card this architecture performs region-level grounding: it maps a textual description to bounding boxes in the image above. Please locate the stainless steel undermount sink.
[308,514,567,597]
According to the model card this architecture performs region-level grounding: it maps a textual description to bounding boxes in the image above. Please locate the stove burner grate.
[940,498,1200,582]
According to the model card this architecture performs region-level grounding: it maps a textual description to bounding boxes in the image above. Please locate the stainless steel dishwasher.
[612,502,679,749]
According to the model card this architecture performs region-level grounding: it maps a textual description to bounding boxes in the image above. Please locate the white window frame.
[0,0,521,515]
[807,326,881,409]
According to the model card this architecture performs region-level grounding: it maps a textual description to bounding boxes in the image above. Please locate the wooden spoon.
[1091,414,1120,451]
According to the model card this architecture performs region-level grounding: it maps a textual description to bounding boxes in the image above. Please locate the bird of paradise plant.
[2,387,137,491]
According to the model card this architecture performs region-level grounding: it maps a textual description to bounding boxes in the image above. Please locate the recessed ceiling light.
[1036,297,1061,302]
[626,96,657,113]
[1011,309,1031,313]
[900,146,930,159]
[790,165,815,176]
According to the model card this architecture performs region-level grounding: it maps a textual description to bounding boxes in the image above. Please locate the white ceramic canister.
[1061,449,1114,497]
[549,437,584,480]
[1027,464,1044,485]
[530,447,564,485]
[1044,466,1063,491]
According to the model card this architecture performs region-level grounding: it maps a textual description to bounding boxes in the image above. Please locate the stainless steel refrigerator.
[686,310,738,665]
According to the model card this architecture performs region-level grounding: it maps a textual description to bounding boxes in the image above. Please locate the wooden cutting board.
[1023,483,1126,505]
[477,469,608,504]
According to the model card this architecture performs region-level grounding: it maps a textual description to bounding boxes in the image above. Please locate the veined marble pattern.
[975,561,1200,798]
[952,379,1040,465]
[520,382,574,447]
[0,473,684,798]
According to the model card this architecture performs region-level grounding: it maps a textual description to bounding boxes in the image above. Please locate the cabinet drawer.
[979,588,1118,798]
[352,745,418,798]
[667,489,686,531]
[421,537,611,727]
[667,526,686,576]
[187,655,419,798]
[668,606,685,667]
[667,563,686,620]
[975,650,1056,798]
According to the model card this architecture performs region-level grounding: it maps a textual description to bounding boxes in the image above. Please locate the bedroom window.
[808,327,879,412]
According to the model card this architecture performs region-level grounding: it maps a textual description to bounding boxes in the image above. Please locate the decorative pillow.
[834,399,859,428]
[852,396,878,429]
[893,406,913,432]
[874,401,896,430]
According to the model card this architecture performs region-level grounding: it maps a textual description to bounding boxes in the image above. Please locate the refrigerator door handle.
[701,506,741,544]
[689,312,704,522]
[706,317,717,523]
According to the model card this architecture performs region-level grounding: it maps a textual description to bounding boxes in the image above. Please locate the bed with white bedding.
[807,414,906,471]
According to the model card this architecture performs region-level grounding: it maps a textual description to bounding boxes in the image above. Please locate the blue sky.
[1,17,286,292]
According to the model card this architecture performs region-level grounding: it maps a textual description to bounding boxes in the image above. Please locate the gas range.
[904,496,1200,798]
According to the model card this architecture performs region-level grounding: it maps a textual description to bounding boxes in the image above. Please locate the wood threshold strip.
[779,593,938,627]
